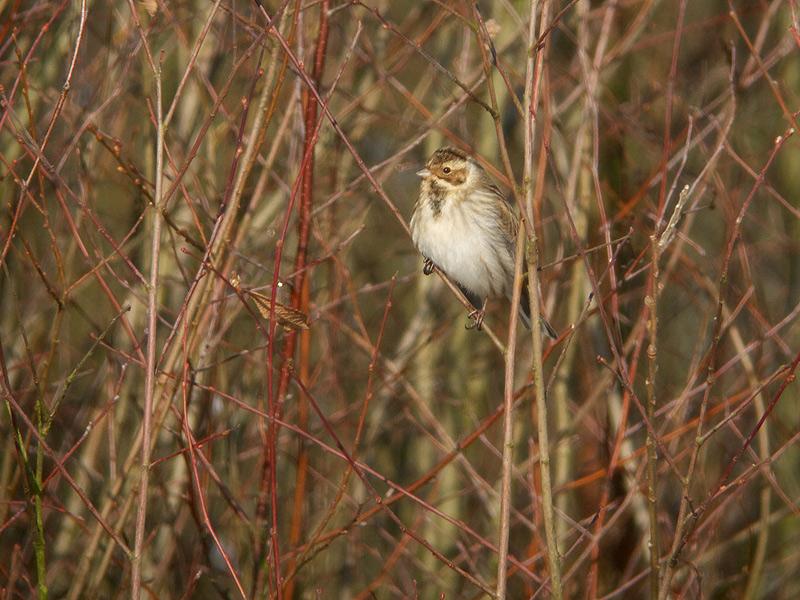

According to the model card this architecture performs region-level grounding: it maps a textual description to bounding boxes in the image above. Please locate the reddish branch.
[255,1,330,598]
[282,4,330,598]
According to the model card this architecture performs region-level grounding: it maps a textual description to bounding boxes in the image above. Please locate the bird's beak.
[416,168,431,178]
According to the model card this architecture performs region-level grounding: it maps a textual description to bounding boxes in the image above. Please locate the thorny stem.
[645,234,660,598]
[646,3,687,590]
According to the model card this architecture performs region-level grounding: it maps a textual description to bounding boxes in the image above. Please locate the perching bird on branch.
[411,146,556,338]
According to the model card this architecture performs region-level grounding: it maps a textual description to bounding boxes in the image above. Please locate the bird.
[410,146,557,338]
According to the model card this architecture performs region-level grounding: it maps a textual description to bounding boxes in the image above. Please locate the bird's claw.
[466,308,485,331]
[423,258,435,275]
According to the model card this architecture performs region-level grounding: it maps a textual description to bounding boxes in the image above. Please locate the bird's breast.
[411,194,511,299]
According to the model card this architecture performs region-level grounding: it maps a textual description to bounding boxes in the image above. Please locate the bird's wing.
[490,185,520,257]
[482,175,556,338]
[474,169,521,256]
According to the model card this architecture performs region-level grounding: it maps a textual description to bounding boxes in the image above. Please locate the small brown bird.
[410,146,556,337]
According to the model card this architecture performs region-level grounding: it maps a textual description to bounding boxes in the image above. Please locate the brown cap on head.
[429,147,468,166]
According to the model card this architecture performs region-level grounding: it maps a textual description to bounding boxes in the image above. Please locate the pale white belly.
[411,200,512,299]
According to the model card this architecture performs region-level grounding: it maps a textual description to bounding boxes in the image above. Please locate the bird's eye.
[443,167,451,174]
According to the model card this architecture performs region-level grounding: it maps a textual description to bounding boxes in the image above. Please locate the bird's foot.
[422,258,435,275]
[466,308,486,331]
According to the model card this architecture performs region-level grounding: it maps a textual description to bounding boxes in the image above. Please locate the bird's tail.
[518,282,557,339]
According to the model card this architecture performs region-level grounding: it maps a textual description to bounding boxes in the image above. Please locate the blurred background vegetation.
[1,0,799,598]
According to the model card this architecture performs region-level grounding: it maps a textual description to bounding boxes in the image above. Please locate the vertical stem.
[261,3,329,597]
[132,57,164,600]
[645,235,660,598]
[647,13,685,587]
[527,243,562,599]
[32,481,47,599]
[522,1,561,597]
[31,310,64,600]
[496,223,525,599]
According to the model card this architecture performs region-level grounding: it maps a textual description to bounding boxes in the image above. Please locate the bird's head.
[416,147,479,190]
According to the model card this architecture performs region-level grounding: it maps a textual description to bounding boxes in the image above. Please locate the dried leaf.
[248,290,310,331]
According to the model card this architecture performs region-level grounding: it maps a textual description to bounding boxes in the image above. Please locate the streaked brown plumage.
[410,147,556,337]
